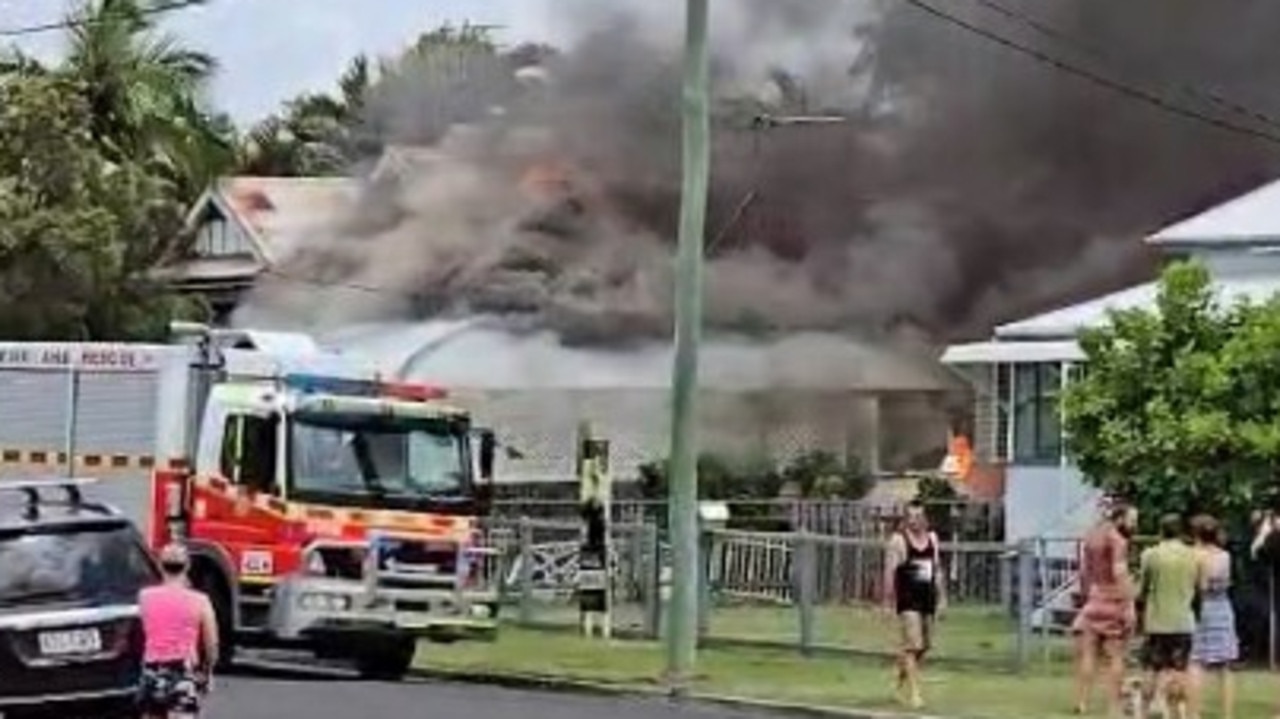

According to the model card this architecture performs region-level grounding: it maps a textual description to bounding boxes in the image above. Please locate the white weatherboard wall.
[1004,465,1099,545]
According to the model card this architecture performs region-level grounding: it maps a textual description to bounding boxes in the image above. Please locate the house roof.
[991,274,1280,341]
[207,176,361,263]
[150,256,263,285]
[941,339,1086,365]
[320,318,964,392]
[1148,177,1280,247]
[370,145,448,182]
[159,176,363,286]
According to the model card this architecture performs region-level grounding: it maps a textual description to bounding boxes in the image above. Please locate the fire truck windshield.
[288,413,472,506]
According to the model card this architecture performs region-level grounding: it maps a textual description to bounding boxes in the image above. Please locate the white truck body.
[0,333,382,484]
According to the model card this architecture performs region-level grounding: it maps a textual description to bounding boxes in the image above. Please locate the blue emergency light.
[281,373,379,397]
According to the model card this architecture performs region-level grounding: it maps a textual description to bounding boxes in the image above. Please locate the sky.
[0,0,563,124]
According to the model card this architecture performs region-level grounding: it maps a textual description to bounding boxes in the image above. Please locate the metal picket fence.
[473,517,1047,671]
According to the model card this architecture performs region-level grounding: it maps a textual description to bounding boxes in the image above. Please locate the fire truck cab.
[150,322,499,680]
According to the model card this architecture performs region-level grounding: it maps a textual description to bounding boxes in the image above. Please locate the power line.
[969,0,1280,135]
[0,0,203,38]
[900,0,1280,149]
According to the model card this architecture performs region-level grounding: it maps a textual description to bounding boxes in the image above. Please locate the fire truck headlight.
[469,604,492,619]
[299,593,351,612]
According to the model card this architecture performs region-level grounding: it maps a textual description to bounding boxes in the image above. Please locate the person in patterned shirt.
[1071,498,1138,717]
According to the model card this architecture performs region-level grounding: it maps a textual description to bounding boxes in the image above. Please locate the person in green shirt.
[1138,514,1201,719]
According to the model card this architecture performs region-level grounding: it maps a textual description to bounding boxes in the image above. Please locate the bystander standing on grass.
[1187,514,1238,719]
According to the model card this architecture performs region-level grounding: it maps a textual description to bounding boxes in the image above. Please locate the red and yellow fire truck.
[152,322,502,679]
[0,322,501,680]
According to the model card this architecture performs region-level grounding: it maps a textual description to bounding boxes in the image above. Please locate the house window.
[1012,362,1062,465]
[994,363,1011,461]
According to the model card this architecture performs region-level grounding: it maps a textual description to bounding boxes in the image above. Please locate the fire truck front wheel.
[353,636,417,681]
[190,563,235,671]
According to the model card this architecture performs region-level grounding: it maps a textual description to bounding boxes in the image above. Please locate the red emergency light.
[380,381,448,402]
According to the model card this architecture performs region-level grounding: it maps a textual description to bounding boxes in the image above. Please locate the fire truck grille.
[373,538,460,586]
[313,547,366,580]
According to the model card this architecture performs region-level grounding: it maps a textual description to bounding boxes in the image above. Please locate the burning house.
[158,1,1280,498]
[321,318,965,486]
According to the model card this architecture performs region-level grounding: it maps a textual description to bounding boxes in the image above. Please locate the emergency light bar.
[293,394,462,420]
[282,373,449,402]
[382,382,448,401]
[282,373,379,397]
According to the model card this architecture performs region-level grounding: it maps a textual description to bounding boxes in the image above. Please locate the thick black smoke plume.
[234,0,1280,348]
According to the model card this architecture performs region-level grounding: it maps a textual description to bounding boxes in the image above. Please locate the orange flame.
[943,431,974,481]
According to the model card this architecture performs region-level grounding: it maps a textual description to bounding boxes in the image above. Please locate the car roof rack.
[0,478,115,520]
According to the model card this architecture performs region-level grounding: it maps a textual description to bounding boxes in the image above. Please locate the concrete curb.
[410,667,946,719]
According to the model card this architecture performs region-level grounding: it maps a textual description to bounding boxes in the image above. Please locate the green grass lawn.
[514,599,1072,667]
[418,626,1277,719]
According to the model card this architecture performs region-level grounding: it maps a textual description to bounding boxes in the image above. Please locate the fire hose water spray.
[576,421,612,639]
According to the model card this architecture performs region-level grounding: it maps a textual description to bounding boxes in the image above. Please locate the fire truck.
[0,322,501,680]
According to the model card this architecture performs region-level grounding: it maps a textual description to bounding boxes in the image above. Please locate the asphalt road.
[206,664,778,719]
[57,484,785,719]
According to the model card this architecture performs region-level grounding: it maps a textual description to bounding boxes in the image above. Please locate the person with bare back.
[1071,498,1139,717]
[883,501,945,709]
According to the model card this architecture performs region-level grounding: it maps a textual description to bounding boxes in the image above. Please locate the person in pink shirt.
[138,543,220,718]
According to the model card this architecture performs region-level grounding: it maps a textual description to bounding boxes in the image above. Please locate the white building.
[943,179,1280,541]
[323,319,965,485]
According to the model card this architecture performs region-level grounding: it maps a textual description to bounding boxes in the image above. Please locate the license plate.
[37,628,102,656]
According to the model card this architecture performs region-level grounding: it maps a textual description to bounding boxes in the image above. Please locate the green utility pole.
[665,0,711,694]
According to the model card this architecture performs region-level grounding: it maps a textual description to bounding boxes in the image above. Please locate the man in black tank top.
[883,501,946,709]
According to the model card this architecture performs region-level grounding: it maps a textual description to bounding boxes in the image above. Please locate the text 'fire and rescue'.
[0,345,157,371]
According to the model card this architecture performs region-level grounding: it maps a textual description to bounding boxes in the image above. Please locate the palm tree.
[61,0,235,198]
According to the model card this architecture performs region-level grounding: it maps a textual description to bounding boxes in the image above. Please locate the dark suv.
[0,480,159,719]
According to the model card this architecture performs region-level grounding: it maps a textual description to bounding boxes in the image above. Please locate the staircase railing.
[1029,536,1083,632]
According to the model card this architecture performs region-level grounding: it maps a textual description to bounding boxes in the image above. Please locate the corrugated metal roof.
[992,274,1280,341]
[320,318,962,392]
[1148,178,1280,246]
[941,339,1085,364]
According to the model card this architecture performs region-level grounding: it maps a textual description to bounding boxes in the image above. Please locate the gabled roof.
[1148,177,1280,247]
[159,176,362,286]
[197,176,361,264]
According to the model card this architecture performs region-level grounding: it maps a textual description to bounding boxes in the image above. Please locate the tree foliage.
[0,0,222,340]
[61,0,236,198]
[1063,260,1280,530]
[0,72,201,339]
